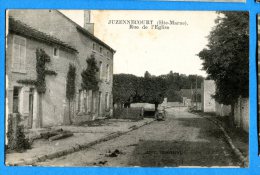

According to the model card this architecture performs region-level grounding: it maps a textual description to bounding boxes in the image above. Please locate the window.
[98,92,102,114]
[13,87,20,113]
[99,47,102,54]
[92,92,97,113]
[105,92,109,110]
[53,47,59,57]
[12,35,26,72]
[85,91,90,113]
[78,90,83,112]
[99,61,103,80]
[93,43,96,50]
[106,64,110,82]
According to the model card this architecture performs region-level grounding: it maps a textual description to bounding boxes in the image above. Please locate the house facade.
[7,10,115,128]
[6,17,79,128]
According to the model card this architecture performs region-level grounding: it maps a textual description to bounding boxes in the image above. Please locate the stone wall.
[215,102,231,117]
[113,108,143,120]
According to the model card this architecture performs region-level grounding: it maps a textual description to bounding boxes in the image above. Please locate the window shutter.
[12,36,26,72]
[12,40,20,70]
[107,93,110,109]
[21,87,30,115]
[20,38,26,71]
[99,62,103,80]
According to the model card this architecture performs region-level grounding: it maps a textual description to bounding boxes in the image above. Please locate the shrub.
[7,113,31,152]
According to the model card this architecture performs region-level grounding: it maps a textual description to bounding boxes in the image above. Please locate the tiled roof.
[8,17,78,53]
[76,25,116,53]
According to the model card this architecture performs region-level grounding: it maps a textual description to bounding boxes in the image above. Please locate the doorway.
[28,88,34,129]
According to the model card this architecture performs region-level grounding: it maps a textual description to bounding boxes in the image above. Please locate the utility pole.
[190,83,193,108]
[195,75,198,110]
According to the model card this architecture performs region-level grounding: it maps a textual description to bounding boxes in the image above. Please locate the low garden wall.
[113,108,144,120]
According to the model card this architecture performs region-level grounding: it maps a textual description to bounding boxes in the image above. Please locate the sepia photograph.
[5,10,249,167]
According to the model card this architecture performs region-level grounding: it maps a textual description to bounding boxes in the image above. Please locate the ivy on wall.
[66,64,76,101]
[17,48,57,93]
[81,54,99,91]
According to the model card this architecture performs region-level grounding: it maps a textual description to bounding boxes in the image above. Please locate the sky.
[60,10,219,77]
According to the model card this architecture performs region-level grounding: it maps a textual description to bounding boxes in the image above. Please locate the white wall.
[215,102,231,117]
[201,80,216,112]
[234,97,249,133]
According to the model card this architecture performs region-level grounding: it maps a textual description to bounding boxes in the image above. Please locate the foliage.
[144,71,152,78]
[81,54,99,91]
[143,73,167,108]
[113,74,139,106]
[66,64,76,100]
[7,113,31,152]
[36,48,50,93]
[113,71,204,107]
[17,48,57,94]
[166,89,182,102]
[198,12,249,105]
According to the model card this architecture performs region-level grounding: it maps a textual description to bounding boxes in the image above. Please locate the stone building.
[6,17,78,128]
[7,10,115,128]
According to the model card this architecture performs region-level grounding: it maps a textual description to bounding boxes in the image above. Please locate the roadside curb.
[193,112,248,167]
[7,119,154,166]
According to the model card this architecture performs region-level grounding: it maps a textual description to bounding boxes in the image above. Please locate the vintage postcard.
[5,10,249,167]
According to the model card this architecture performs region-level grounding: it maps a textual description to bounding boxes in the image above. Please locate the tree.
[66,64,76,124]
[144,71,152,78]
[143,74,166,110]
[66,64,76,100]
[81,54,99,91]
[166,89,182,102]
[113,74,138,107]
[198,12,249,122]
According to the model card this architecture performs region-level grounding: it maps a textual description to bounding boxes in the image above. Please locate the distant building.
[7,10,115,128]
[180,88,201,107]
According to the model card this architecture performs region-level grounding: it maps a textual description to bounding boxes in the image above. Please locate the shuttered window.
[105,92,109,110]
[99,61,103,80]
[12,35,26,72]
[106,64,110,82]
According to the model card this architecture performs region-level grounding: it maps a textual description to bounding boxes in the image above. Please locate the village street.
[36,107,240,167]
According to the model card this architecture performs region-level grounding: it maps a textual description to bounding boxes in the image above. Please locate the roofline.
[9,17,78,54]
[11,30,78,54]
[56,10,116,53]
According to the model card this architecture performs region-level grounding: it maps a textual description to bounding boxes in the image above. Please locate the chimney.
[84,10,94,35]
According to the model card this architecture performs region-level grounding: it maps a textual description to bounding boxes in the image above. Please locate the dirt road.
[37,107,240,167]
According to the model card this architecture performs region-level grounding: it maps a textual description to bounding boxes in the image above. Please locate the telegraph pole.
[195,75,198,110]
